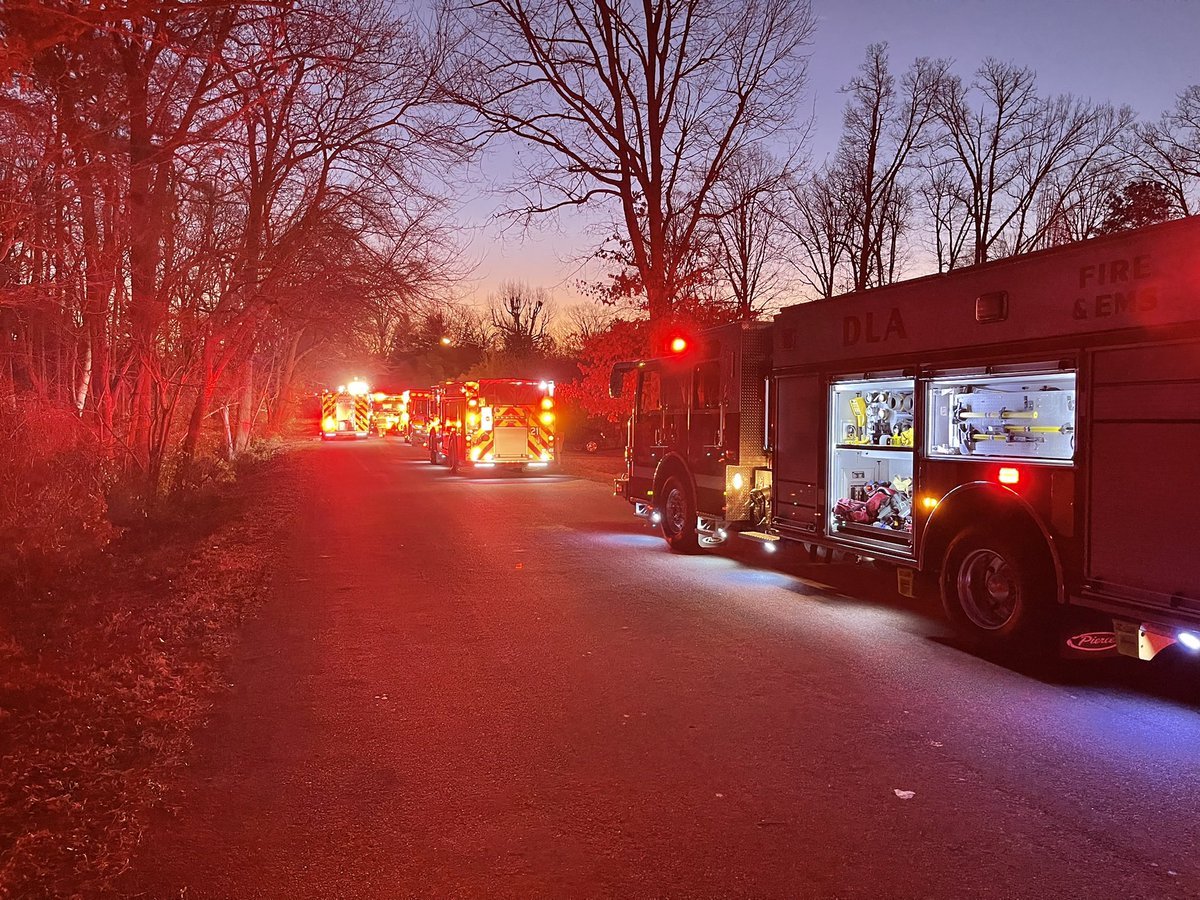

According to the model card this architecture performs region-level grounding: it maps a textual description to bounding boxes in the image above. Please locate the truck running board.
[739,531,780,544]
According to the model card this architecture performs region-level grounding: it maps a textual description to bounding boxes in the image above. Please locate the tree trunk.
[221,404,234,461]
[177,340,217,486]
[269,330,303,432]
[234,357,254,456]
[74,338,91,415]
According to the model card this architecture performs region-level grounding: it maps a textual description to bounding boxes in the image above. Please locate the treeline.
[0,0,471,570]
[772,46,1199,301]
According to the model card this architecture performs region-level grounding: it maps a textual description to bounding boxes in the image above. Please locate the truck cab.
[613,322,772,551]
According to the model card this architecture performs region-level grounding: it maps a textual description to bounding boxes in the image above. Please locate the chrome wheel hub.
[956,548,1018,630]
[665,488,687,533]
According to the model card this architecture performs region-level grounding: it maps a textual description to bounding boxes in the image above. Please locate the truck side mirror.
[609,361,638,399]
[609,368,625,399]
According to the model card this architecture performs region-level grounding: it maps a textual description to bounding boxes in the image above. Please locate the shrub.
[0,400,116,586]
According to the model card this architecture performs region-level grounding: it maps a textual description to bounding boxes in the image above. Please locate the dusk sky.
[456,0,1199,310]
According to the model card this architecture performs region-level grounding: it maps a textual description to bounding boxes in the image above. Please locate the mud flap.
[1058,606,1120,659]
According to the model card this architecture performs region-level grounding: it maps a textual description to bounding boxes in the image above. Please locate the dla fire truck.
[428,379,557,473]
[400,388,434,445]
[320,380,372,439]
[613,215,1200,661]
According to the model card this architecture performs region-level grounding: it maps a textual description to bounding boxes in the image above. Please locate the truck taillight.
[322,417,335,432]
[998,467,1020,485]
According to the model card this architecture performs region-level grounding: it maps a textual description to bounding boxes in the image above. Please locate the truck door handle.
[654,428,662,445]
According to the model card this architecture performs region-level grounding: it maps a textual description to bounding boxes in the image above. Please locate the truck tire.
[940,527,1053,649]
[429,434,440,465]
[448,436,460,474]
[659,475,700,554]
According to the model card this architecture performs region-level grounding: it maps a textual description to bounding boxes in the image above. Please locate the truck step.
[739,531,780,543]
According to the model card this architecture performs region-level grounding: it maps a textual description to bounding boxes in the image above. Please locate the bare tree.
[1133,85,1200,215]
[0,0,471,493]
[776,166,855,299]
[490,281,555,354]
[451,0,815,323]
[705,146,791,318]
[175,0,470,467]
[920,159,971,272]
[933,59,1134,266]
[836,44,947,290]
[558,302,617,356]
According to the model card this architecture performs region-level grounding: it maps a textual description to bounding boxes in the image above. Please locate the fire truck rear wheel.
[660,475,700,554]
[448,436,460,474]
[429,437,440,465]
[940,527,1052,647]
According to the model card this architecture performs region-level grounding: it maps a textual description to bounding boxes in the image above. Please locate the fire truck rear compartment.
[493,424,530,460]
[1084,339,1200,617]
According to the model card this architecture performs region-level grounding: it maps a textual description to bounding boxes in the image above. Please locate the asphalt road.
[128,440,1200,899]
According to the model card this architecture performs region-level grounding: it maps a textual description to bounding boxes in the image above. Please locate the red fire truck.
[320,380,372,439]
[372,392,405,435]
[400,388,434,445]
[428,379,557,473]
[613,215,1200,661]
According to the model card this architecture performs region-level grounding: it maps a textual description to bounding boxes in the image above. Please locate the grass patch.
[0,446,306,898]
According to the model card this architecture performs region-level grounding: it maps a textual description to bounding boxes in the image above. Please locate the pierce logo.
[1065,631,1117,652]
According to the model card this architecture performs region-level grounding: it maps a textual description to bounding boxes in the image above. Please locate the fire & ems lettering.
[1072,253,1157,320]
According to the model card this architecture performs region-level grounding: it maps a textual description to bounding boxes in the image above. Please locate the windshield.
[479,382,546,406]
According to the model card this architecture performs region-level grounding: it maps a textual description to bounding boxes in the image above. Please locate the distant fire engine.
[428,379,557,473]
[320,380,372,439]
[612,215,1200,662]
[400,388,434,445]
[372,392,405,435]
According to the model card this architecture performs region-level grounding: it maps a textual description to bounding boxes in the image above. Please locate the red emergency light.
[669,337,688,354]
[998,466,1020,486]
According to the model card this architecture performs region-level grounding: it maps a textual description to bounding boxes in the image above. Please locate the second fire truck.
[400,388,435,445]
[612,215,1200,662]
[320,380,372,439]
[372,392,405,435]
[428,379,558,473]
